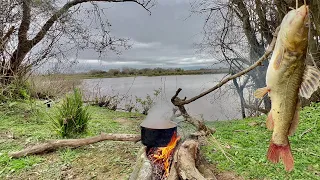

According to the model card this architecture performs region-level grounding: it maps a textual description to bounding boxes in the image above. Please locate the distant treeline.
[81,67,230,78]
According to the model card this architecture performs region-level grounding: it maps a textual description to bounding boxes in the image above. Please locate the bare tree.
[0,0,155,84]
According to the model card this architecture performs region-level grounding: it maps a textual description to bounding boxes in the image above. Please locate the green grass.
[204,102,320,179]
[2,99,320,179]
[0,100,144,179]
[0,154,43,175]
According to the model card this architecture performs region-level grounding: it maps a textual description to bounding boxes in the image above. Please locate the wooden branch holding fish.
[171,26,280,107]
[171,96,216,135]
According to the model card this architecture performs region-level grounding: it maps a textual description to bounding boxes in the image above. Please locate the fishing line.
[307,5,319,69]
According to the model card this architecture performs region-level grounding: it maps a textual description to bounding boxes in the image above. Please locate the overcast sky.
[43,0,222,73]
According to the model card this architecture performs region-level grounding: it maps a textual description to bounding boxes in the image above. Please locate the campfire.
[139,105,181,179]
[129,103,216,180]
[147,132,180,179]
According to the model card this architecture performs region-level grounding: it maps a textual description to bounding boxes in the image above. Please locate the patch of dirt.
[0,131,15,139]
[70,142,140,180]
[215,171,244,180]
[114,118,133,126]
[248,121,258,127]
[200,156,243,180]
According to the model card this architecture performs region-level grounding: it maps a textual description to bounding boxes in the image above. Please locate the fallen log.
[9,133,141,158]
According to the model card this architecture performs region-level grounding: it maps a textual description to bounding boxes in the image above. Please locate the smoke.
[140,100,177,129]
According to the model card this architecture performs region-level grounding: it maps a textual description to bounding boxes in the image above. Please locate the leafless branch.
[18,0,31,43]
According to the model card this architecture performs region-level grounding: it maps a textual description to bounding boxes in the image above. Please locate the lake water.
[81,74,242,121]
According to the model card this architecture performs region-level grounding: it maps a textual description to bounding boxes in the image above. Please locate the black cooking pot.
[141,125,177,147]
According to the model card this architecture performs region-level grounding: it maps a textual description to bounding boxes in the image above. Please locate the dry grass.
[28,75,82,99]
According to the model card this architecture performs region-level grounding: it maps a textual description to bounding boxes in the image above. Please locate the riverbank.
[1,101,319,179]
[44,68,230,80]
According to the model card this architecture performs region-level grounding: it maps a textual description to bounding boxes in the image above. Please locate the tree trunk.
[232,77,246,118]
[250,44,271,112]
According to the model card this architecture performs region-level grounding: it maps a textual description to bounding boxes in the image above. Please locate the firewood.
[129,147,152,180]
[176,139,206,180]
[167,143,180,180]
[9,133,141,158]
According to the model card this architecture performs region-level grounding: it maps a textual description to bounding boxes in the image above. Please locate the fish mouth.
[297,5,308,19]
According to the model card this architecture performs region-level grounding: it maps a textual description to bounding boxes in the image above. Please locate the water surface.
[82,74,241,121]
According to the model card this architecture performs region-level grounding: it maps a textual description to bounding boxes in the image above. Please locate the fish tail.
[267,138,294,172]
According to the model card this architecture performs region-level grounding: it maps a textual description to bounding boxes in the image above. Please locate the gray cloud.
[41,0,223,72]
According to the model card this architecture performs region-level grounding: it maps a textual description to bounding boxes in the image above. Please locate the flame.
[153,132,180,177]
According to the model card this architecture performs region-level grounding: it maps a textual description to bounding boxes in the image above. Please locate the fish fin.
[254,87,269,99]
[299,65,320,99]
[266,111,274,131]
[273,45,284,70]
[267,139,294,172]
[288,101,301,136]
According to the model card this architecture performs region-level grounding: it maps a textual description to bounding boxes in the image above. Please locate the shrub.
[0,78,31,102]
[28,75,82,99]
[135,89,161,115]
[51,88,91,138]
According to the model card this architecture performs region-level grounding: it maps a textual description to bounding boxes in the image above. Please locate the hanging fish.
[254,4,320,171]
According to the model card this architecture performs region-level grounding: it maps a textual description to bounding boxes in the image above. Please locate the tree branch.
[18,0,31,43]
[0,26,15,54]
[243,102,268,114]
[231,0,260,48]
[1,26,15,43]
[255,0,273,44]
[171,26,280,106]
[31,0,153,47]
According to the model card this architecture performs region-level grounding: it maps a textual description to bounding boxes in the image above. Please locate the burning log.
[147,132,180,179]
[9,133,141,158]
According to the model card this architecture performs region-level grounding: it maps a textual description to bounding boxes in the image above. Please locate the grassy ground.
[204,102,320,180]
[0,101,144,180]
[1,100,320,180]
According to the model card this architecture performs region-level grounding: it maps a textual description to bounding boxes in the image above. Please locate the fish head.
[280,5,309,51]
